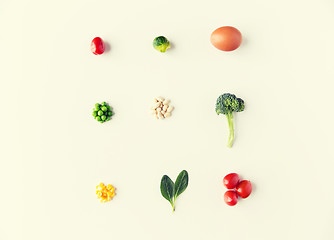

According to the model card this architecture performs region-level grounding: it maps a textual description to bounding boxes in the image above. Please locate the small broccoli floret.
[153,36,171,53]
[215,93,245,148]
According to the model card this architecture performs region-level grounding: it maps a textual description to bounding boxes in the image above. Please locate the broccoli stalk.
[226,112,234,148]
[215,93,245,148]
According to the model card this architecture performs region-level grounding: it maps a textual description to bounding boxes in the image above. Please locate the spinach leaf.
[160,170,189,212]
[174,170,188,198]
[160,175,174,205]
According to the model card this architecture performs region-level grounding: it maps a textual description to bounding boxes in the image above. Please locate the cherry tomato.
[223,173,240,189]
[210,26,242,51]
[236,180,252,198]
[224,190,238,206]
[91,37,105,55]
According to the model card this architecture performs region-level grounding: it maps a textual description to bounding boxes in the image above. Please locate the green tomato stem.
[226,112,234,148]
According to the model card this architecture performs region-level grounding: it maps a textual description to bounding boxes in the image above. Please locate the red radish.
[224,190,238,206]
[223,173,240,189]
[91,37,105,55]
[236,180,252,198]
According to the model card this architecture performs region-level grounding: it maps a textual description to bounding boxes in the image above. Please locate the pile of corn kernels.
[151,96,174,119]
[96,183,116,203]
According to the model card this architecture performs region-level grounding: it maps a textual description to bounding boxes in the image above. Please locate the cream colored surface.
[1,0,334,239]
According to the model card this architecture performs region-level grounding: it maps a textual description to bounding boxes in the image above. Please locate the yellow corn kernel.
[96,183,116,203]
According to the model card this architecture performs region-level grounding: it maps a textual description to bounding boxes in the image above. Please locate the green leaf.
[160,175,174,205]
[174,170,189,198]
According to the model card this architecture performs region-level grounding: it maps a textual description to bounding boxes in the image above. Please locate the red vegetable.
[223,173,240,189]
[236,180,252,198]
[91,37,105,55]
[224,190,238,206]
[210,26,242,51]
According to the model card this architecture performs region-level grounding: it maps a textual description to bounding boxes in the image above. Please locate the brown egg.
[210,26,242,51]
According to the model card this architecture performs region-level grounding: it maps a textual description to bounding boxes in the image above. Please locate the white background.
[1,0,334,239]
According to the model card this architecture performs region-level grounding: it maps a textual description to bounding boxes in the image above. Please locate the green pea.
[95,106,100,111]
[102,102,106,106]
[106,105,111,110]
[96,116,101,121]
[98,110,103,116]
[101,106,108,112]
[106,117,110,121]
[108,111,112,116]
[95,103,100,108]
[101,115,106,120]
[93,111,97,117]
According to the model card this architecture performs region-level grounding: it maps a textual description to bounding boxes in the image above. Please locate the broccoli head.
[215,93,245,148]
[153,36,171,53]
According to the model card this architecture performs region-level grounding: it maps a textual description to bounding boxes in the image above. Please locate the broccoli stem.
[226,112,234,148]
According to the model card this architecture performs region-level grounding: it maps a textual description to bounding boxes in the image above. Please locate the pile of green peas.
[92,102,113,123]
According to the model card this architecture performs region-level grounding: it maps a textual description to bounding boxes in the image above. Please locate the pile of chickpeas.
[150,97,174,119]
